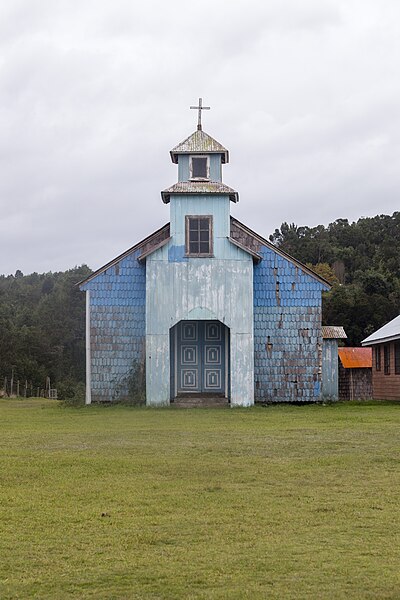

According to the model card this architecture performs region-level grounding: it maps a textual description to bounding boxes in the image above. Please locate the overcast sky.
[1,0,399,275]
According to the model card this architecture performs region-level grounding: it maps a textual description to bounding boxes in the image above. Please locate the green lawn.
[0,399,399,599]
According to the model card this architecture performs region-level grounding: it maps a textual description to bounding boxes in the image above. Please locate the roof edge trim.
[230,217,331,289]
[228,237,262,263]
[138,237,171,262]
[78,223,170,287]
[362,333,400,346]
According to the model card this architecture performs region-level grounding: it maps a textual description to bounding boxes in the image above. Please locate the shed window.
[384,344,390,375]
[186,216,213,256]
[190,156,209,179]
[395,342,400,375]
[375,346,381,371]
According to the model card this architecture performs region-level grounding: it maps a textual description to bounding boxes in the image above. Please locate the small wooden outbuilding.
[321,326,347,401]
[361,315,400,400]
[338,347,372,400]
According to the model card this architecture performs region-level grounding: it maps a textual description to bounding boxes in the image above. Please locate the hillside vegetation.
[270,211,400,344]
[0,266,91,395]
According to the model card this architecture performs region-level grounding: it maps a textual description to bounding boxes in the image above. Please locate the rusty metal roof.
[361,314,400,346]
[170,129,229,164]
[322,326,347,339]
[338,347,372,369]
[161,181,238,204]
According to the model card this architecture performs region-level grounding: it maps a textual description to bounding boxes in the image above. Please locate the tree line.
[270,211,400,344]
[0,212,399,397]
[0,265,91,398]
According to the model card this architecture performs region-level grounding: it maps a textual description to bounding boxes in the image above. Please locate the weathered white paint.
[146,194,254,407]
[230,333,254,407]
[145,333,170,406]
[322,338,339,401]
[85,290,92,405]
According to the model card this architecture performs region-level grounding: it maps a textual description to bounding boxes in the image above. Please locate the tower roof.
[161,181,238,204]
[170,129,229,164]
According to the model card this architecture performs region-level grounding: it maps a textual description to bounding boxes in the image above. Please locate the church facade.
[79,107,329,406]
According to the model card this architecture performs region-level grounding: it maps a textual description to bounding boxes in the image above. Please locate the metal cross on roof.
[190,97,210,131]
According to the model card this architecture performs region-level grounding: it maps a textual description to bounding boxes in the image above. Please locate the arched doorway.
[170,320,230,400]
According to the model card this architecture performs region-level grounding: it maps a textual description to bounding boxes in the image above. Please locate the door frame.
[170,320,230,399]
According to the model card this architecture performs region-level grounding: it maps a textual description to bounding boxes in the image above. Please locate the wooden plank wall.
[372,342,400,400]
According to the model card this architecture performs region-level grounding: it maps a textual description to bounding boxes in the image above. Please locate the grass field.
[0,399,399,599]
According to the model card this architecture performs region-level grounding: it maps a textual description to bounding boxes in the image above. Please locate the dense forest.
[0,212,399,397]
[0,265,91,398]
[270,212,400,344]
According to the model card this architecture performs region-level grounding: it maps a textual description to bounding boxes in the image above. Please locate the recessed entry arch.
[170,320,230,400]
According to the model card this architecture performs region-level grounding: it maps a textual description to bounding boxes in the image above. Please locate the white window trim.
[189,155,210,180]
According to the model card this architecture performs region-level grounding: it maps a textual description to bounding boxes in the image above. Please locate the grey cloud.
[0,0,399,274]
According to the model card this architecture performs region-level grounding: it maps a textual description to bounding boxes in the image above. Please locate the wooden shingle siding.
[253,244,325,403]
[81,250,146,402]
[339,366,372,400]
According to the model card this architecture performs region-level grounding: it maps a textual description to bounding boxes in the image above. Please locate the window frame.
[185,215,213,257]
[384,344,390,376]
[395,341,400,375]
[189,155,210,180]
[375,346,381,372]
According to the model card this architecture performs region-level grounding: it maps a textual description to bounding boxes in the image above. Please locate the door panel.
[176,321,226,395]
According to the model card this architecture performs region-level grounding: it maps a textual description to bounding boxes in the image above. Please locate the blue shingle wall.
[254,245,325,402]
[80,250,145,402]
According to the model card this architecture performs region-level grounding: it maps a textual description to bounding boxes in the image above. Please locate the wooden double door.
[173,321,228,396]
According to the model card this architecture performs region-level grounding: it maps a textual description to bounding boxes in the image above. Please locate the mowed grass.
[0,400,399,600]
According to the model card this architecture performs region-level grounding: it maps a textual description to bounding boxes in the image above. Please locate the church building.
[79,100,330,407]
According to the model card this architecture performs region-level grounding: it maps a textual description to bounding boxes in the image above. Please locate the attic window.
[185,215,213,256]
[190,156,209,179]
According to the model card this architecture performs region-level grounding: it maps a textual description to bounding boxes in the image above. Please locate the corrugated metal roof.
[170,129,229,164]
[338,347,372,369]
[161,181,238,204]
[322,326,347,339]
[361,314,400,346]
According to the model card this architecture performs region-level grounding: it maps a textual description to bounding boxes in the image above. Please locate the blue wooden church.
[79,100,330,407]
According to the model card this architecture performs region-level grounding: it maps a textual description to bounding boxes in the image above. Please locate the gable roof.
[170,129,229,164]
[161,181,238,204]
[338,347,372,369]
[79,218,331,289]
[361,314,400,346]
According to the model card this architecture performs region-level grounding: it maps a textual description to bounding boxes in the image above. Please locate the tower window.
[190,156,209,179]
[185,216,213,256]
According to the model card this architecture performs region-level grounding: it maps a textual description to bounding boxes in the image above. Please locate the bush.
[57,379,85,406]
